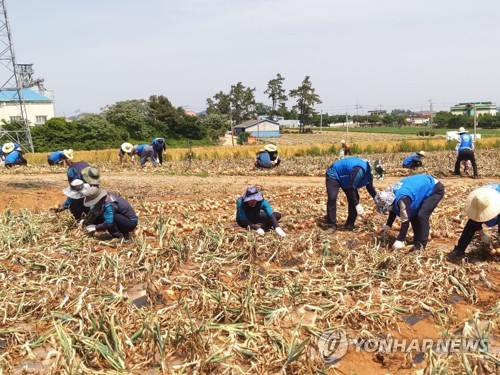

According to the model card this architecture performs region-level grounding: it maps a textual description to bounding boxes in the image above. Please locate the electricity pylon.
[0,0,33,152]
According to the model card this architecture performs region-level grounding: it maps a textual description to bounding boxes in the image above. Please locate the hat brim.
[62,185,89,199]
[81,168,100,185]
[84,189,108,207]
[265,145,277,152]
[465,188,500,222]
[2,145,14,154]
[243,192,263,202]
[121,143,133,153]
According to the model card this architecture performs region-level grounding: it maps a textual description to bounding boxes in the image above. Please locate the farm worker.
[454,127,478,179]
[340,140,351,157]
[402,151,425,170]
[118,143,135,163]
[255,149,273,169]
[58,165,101,219]
[47,149,74,166]
[133,144,158,168]
[82,187,138,240]
[325,157,384,232]
[265,144,281,166]
[449,184,500,258]
[151,137,167,165]
[375,174,445,251]
[2,142,27,168]
[236,186,286,237]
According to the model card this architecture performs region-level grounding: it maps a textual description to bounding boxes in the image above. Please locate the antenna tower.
[0,0,33,152]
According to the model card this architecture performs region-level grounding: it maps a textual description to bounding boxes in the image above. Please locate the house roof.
[0,88,52,102]
[234,119,279,128]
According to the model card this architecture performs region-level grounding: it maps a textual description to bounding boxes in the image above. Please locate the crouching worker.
[236,186,286,237]
[255,149,273,169]
[82,187,138,240]
[57,166,100,219]
[449,184,500,258]
[375,174,444,251]
[265,144,281,166]
[2,142,27,168]
[402,151,425,170]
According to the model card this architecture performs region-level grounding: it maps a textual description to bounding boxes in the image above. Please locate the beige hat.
[83,187,108,207]
[121,142,133,153]
[63,149,74,160]
[465,187,500,222]
[81,167,100,185]
[457,127,467,134]
[265,144,277,152]
[2,142,15,154]
[417,151,426,157]
[340,139,346,144]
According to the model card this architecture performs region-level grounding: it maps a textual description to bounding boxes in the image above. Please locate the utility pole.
[320,110,322,133]
[346,112,349,140]
[0,0,34,152]
[429,99,434,128]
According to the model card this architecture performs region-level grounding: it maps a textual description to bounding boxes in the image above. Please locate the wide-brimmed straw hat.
[81,167,100,185]
[62,179,89,199]
[121,142,133,153]
[465,187,500,222]
[417,151,426,157]
[374,188,396,214]
[457,127,467,134]
[63,149,74,160]
[340,139,346,144]
[83,187,108,207]
[242,186,263,203]
[2,142,15,154]
[265,144,277,152]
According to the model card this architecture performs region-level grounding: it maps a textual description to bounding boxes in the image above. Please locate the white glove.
[377,225,390,235]
[256,228,265,235]
[275,227,286,237]
[85,225,96,234]
[480,234,491,244]
[392,240,405,250]
[355,204,365,216]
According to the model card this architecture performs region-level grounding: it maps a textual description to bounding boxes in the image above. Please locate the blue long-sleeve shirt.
[236,198,273,228]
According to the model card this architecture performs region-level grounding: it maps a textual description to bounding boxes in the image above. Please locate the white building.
[0,88,55,125]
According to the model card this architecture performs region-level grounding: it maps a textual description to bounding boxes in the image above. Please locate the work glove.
[85,225,96,234]
[392,240,405,250]
[256,228,265,236]
[377,225,390,235]
[480,233,491,244]
[54,206,68,213]
[355,204,365,216]
[275,227,286,238]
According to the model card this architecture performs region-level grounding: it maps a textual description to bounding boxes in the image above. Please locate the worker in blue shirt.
[325,157,384,232]
[449,183,500,258]
[151,137,167,165]
[375,174,445,252]
[454,127,478,178]
[402,151,425,170]
[2,142,27,168]
[83,187,138,240]
[47,149,74,166]
[255,149,273,169]
[132,144,158,168]
[236,186,286,237]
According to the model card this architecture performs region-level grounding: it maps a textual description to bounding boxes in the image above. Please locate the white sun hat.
[465,187,500,222]
[457,127,467,134]
[62,179,90,199]
[63,149,74,160]
[121,142,133,153]
[2,142,15,154]
[417,151,426,157]
[265,144,277,152]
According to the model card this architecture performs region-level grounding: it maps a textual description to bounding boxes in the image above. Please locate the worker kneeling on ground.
[449,184,500,259]
[265,144,281,166]
[375,174,444,252]
[82,187,138,240]
[325,157,384,232]
[402,151,425,170]
[236,186,286,237]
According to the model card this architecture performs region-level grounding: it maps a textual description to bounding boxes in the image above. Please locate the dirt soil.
[0,171,498,374]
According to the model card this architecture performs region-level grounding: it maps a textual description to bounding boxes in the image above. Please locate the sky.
[5,0,500,117]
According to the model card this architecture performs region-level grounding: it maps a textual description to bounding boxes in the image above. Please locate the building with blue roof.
[0,88,55,125]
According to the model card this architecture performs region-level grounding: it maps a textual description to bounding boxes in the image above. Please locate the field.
[0,143,499,374]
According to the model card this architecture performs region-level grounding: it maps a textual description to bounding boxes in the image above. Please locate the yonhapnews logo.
[317,328,497,364]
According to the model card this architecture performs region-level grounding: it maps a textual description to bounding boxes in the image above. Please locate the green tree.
[264,73,288,117]
[432,111,453,128]
[289,76,322,133]
[255,102,271,116]
[206,91,231,116]
[102,100,153,139]
[73,115,122,150]
[229,82,257,124]
[198,114,231,141]
[148,95,186,138]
